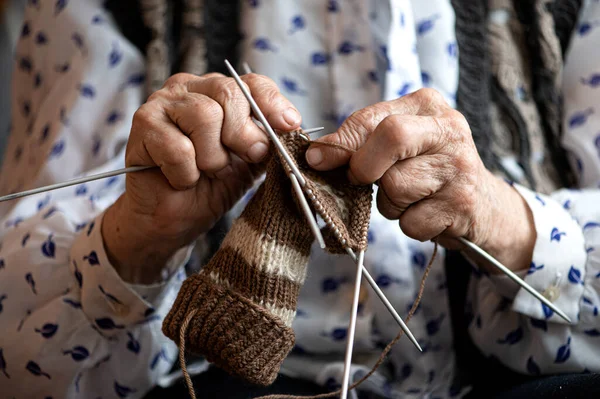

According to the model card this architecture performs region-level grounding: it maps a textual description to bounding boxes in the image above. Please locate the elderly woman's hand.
[306,88,535,272]
[102,73,301,283]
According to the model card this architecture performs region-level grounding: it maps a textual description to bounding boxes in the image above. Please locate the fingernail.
[215,165,233,179]
[283,108,301,126]
[248,142,269,162]
[306,148,323,166]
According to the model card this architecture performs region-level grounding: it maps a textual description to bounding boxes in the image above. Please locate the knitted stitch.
[163,130,373,385]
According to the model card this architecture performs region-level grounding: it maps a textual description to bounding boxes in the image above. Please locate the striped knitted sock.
[163,130,373,386]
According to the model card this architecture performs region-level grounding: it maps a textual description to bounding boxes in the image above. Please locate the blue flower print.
[109,42,123,67]
[79,84,96,98]
[577,21,600,36]
[42,235,56,258]
[330,327,347,341]
[50,140,65,158]
[568,266,583,285]
[248,0,259,7]
[417,15,440,35]
[35,323,58,338]
[98,285,123,305]
[63,298,81,309]
[398,83,413,96]
[119,73,145,90]
[527,356,541,375]
[21,232,30,247]
[26,361,51,379]
[580,73,600,88]
[542,302,554,319]
[288,15,305,34]
[106,110,122,125]
[550,227,566,242]
[55,0,68,15]
[126,332,141,354]
[150,348,169,370]
[84,251,99,266]
[338,41,365,55]
[527,262,544,275]
[568,108,593,129]
[530,318,547,331]
[0,348,9,378]
[426,313,445,336]
[35,31,48,45]
[311,52,330,65]
[114,381,136,398]
[584,329,600,337]
[555,337,571,363]
[95,317,124,330]
[21,22,30,38]
[62,346,89,361]
[584,221,600,231]
[327,0,338,12]
[253,37,277,52]
[281,77,307,95]
[73,261,83,288]
[375,274,404,288]
[19,56,33,73]
[0,295,6,314]
[497,326,523,345]
[25,272,37,294]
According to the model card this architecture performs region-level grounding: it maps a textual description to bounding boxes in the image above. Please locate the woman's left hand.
[306,88,535,272]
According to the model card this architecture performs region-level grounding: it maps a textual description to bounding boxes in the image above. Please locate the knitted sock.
[163,130,373,386]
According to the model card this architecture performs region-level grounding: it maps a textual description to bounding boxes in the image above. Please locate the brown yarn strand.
[253,241,438,399]
[179,308,199,399]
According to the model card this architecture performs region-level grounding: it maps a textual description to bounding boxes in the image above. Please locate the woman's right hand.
[101,72,302,283]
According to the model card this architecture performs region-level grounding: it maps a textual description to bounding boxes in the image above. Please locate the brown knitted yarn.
[278,131,373,254]
[163,130,374,387]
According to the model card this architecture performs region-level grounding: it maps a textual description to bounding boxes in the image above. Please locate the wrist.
[101,196,185,284]
[477,174,536,273]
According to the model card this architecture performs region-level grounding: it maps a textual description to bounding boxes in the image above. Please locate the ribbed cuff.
[162,273,296,386]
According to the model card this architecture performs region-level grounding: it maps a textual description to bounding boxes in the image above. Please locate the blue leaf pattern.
[41,235,56,258]
[0,348,9,378]
[568,266,584,285]
[496,327,523,345]
[114,381,136,398]
[550,227,566,242]
[527,357,541,375]
[34,323,58,338]
[84,251,99,266]
[62,346,89,361]
[555,337,572,364]
[25,272,37,294]
[26,361,51,379]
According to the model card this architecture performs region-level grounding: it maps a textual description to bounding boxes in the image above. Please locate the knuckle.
[163,73,195,89]
[380,116,410,152]
[163,138,195,168]
[415,87,444,104]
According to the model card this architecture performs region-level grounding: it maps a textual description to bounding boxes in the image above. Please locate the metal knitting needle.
[345,248,422,351]
[231,60,422,351]
[226,60,307,186]
[225,59,327,249]
[341,249,365,399]
[0,128,324,203]
[457,237,571,323]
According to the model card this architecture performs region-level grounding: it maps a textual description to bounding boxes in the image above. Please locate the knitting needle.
[0,127,325,203]
[225,60,327,249]
[457,237,571,323]
[231,61,422,351]
[345,248,422,351]
[341,249,365,399]
[225,60,307,186]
